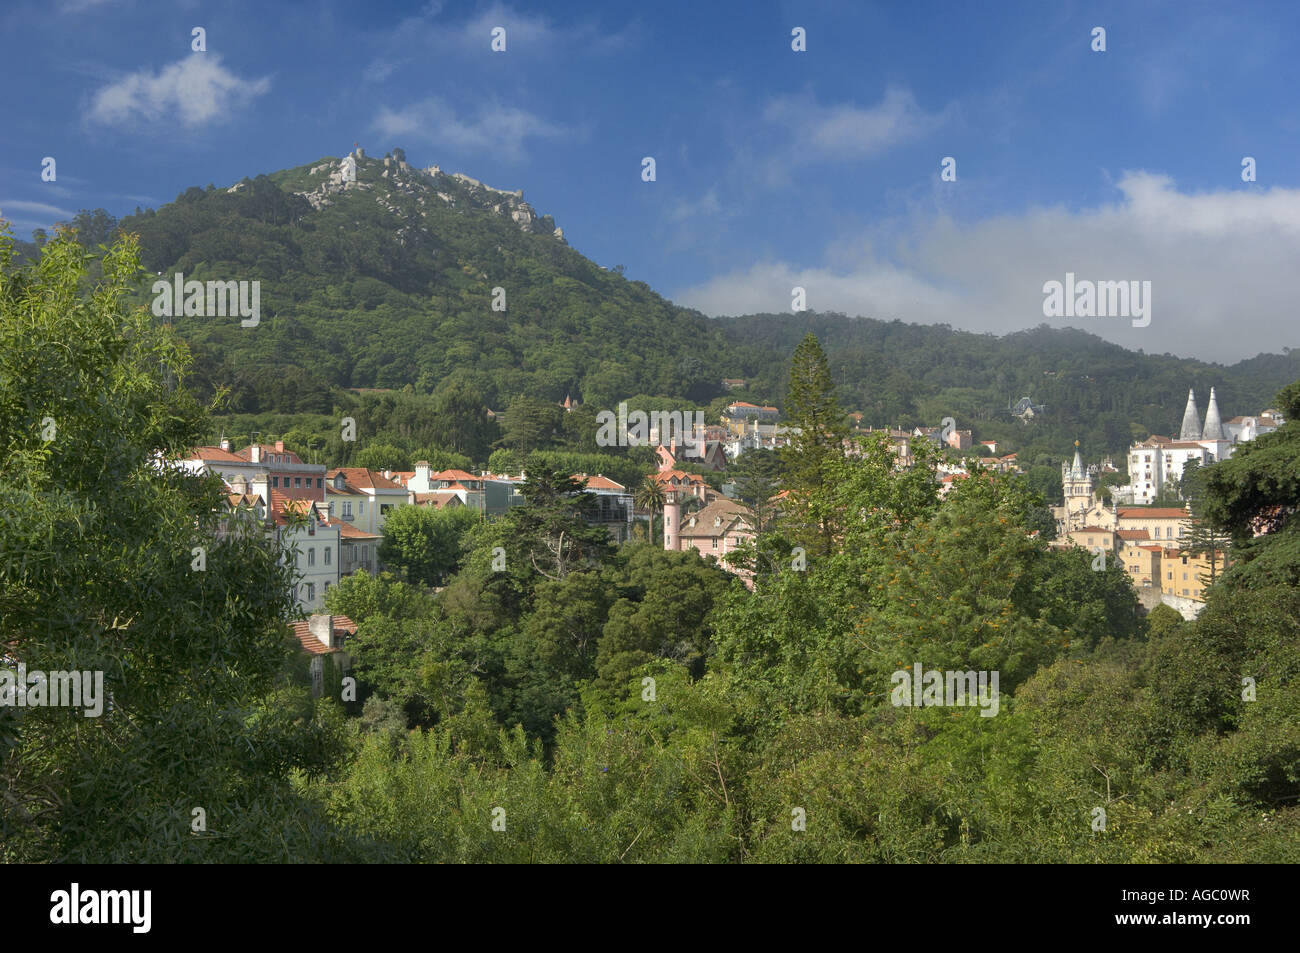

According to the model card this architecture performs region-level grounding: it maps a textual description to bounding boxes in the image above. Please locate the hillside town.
[167,385,1282,670]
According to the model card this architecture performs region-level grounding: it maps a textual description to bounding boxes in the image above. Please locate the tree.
[499,394,564,454]
[499,468,614,581]
[0,226,355,861]
[429,378,495,462]
[1181,459,1230,588]
[379,504,482,587]
[488,448,524,474]
[781,334,849,557]
[730,448,782,535]
[1201,380,1300,590]
[352,442,411,472]
[634,476,666,537]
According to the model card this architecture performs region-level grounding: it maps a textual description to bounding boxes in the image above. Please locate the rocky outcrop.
[291,150,563,238]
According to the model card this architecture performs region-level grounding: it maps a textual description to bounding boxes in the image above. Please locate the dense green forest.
[14,151,1300,479]
[4,227,1298,863]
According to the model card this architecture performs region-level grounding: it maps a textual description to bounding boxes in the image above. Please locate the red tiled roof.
[236,444,306,465]
[1119,508,1188,519]
[336,522,381,539]
[651,469,705,485]
[679,498,751,537]
[574,474,626,491]
[327,468,405,491]
[289,615,357,655]
[413,491,463,508]
[431,469,478,482]
[1117,529,1150,540]
[185,445,246,463]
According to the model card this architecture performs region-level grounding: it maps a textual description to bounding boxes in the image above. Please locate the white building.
[1117,388,1279,504]
[217,475,341,613]
[325,468,408,536]
[270,493,341,613]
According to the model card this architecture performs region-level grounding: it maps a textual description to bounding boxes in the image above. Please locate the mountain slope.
[120,150,730,411]
[95,150,1300,460]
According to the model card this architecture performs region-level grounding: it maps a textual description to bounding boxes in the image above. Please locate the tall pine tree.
[781,334,848,559]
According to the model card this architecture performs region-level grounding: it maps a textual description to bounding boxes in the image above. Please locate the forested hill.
[712,315,1300,455]
[115,150,733,412]
[24,149,1300,459]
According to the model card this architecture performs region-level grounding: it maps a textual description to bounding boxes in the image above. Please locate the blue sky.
[2,0,1298,361]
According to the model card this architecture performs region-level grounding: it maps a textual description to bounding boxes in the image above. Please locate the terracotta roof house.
[290,613,356,697]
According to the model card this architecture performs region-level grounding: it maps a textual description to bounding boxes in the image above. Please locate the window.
[308,548,315,567]
[295,477,303,488]
[307,582,315,601]
[343,503,353,518]
[324,547,331,565]
[272,476,279,487]
[359,502,365,514]
[317,478,323,488]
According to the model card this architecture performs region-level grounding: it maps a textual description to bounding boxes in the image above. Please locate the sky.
[2,0,1298,363]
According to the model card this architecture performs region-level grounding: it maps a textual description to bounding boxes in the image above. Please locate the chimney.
[308,614,335,649]
[249,443,261,464]
[275,440,285,453]
[250,474,269,503]
[220,438,230,452]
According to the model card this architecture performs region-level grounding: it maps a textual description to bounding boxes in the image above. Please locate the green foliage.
[8,208,1300,864]
[379,504,482,587]
[352,441,411,472]
[1201,381,1300,591]
[0,225,357,861]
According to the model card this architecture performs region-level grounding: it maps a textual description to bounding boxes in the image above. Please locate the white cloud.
[372,97,566,161]
[674,173,1300,363]
[763,86,949,162]
[666,188,722,224]
[58,0,117,12]
[0,199,76,219]
[456,2,634,54]
[87,55,270,128]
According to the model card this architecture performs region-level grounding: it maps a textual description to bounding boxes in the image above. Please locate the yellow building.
[1160,547,1229,601]
[1117,507,1192,545]
[1067,525,1115,555]
[1118,541,1161,588]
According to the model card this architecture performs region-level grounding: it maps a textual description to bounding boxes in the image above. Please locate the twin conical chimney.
[1179,389,1201,441]
[1203,387,1224,441]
